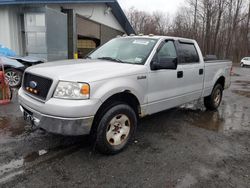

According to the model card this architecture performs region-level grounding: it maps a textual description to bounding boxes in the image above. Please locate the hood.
[0,56,24,68]
[26,59,147,83]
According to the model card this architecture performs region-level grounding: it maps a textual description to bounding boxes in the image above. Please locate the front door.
[147,40,186,114]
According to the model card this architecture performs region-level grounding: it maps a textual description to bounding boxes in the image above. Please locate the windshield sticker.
[135,57,143,63]
[133,40,149,45]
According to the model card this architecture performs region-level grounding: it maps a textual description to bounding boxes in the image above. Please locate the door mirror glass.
[152,58,177,70]
[151,40,177,70]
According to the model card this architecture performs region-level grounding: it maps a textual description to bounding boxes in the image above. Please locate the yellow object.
[80,84,90,95]
[74,53,78,59]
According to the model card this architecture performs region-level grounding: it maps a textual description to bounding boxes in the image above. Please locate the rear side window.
[178,42,199,63]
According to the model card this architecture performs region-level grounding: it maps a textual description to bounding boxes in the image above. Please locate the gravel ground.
[0,66,249,188]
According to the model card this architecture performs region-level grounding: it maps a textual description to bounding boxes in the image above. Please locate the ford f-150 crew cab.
[18,36,232,154]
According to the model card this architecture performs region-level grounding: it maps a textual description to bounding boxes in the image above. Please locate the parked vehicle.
[0,56,44,87]
[18,36,232,154]
[0,56,24,87]
[240,57,250,67]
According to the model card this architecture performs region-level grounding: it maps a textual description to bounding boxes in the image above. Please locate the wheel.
[5,69,22,87]
[240,62,245,67]
[94,103,137,155]
[204,84,223,110]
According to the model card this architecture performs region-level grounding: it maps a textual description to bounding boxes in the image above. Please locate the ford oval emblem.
[29,81,37,89]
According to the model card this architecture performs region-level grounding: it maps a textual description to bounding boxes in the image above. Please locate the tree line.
[126,0,250,63]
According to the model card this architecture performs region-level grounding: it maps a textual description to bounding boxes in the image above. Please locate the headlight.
[53,81,90,99]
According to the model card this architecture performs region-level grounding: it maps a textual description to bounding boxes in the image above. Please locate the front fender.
[90,75,147,105]
[3,65,25,72]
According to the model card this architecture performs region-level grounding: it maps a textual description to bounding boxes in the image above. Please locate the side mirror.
[151,58,177,70]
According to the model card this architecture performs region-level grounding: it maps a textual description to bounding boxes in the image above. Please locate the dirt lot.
[0,67,249,188]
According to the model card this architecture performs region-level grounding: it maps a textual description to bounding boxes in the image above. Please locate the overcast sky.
[117,0,186,15]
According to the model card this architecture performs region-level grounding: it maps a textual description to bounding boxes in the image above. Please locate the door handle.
[177,71,183,78]
[199,69,204,75]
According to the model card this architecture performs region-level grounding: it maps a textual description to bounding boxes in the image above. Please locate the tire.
[204,84,223,110]
[240,63,244,67]
[94,103,137,155]
[5,69,22,87]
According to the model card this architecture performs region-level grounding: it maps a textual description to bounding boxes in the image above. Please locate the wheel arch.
[214,76,225,89]
[91,91,141,134]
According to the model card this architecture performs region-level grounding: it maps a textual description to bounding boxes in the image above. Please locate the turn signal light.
[80,84,90,95]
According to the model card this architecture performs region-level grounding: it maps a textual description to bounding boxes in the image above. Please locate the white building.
[0,0,134,61]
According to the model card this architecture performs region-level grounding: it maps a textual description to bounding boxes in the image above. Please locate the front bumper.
[18,88,101,135]
[20,105,94,135]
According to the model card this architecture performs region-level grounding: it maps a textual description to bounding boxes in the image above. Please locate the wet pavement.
[0,67,249,187]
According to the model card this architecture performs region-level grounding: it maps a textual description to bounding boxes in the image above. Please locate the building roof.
[0,0,135,34]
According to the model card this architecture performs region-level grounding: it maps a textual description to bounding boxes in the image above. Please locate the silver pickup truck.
[18,36,232,154]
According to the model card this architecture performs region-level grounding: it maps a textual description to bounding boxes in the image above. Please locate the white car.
[240,57,250,67]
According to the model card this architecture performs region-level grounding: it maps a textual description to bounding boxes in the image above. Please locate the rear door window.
[178,42,199,63]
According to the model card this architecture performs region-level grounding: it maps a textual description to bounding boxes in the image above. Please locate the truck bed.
[203,60,232,97]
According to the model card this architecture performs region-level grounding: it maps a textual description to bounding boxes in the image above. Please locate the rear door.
[175,40,204,103]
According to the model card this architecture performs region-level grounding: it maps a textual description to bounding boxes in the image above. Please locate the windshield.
[88,38,157,64]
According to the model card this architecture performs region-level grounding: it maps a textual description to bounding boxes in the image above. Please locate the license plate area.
[23,107,34,124]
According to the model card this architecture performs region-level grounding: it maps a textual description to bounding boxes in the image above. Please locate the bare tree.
[126,0,250,63]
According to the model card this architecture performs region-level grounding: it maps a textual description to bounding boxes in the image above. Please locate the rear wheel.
[204,84,223,110]
[94,103,137,155]
[5,69,22,87]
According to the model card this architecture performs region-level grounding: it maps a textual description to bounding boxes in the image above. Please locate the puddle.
[233,80,250,90]
[0,149,48,175]
[0,142,83,182]
[179,101,205,111]
[0,117,27,138]
[22,144,82,163]
[178,108,224,132]
[24,149,48,163]
[0,170,23,184]
[234,80,250,85]
[0,149,49,183]
[141,98,249,134]
[232,90,250,98]
[232,73,240,77]
[177,102,250,133]
[0,159,24,177]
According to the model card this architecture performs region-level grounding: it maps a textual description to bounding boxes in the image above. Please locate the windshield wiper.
[97,57,124,63]
[85,55,91,59]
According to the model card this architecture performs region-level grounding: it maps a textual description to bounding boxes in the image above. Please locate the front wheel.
[95,103,137,155]
[204,84,223,110]
[240,62,245,67]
